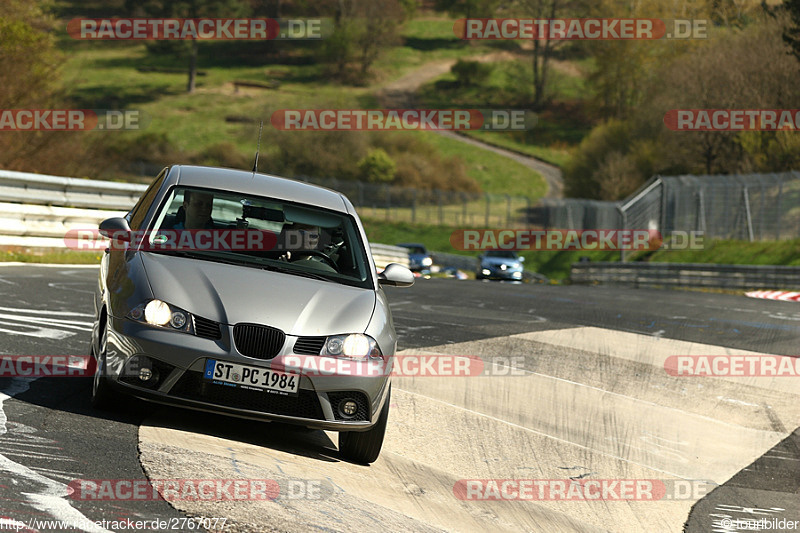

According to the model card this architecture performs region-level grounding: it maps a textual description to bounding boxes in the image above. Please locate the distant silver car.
[90,165,414,464]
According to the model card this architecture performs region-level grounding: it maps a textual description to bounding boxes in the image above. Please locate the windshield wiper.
[151,250,252,267]
[257,262,332,282]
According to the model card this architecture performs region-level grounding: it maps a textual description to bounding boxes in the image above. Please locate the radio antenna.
[251,120,263,175]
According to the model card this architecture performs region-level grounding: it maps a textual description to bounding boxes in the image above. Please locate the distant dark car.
[476,250,525,281]
[397,243,433,272]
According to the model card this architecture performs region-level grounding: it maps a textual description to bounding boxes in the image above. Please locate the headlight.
[511,262,521,269]
[322,334,382,360]
[422,257,433,267]
[127,299,194,334]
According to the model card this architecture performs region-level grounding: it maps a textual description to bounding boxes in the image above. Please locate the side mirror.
[378,263,414,287]
[99,217,132,241]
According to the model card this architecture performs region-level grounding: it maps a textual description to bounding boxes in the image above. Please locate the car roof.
[169,165,348,213]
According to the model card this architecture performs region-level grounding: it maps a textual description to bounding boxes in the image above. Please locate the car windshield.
[402,245,426,255]
[146,186,373,289]
[485,251,518,259]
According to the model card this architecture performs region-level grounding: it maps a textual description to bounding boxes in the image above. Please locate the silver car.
[90,165,413,464]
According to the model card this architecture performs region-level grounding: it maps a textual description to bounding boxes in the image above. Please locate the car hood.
[139,253,376,336]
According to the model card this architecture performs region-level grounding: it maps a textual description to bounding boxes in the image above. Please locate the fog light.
[338,399,358,419]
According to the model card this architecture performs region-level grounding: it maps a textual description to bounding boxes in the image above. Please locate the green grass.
[460,130,573,168]
[646,239,800,266]
[374,17,496,81]
[414,57,594,169]
[0,249,102,264]
[421,131,547,199]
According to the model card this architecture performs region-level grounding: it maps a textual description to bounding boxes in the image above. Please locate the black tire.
[338,387,390,464]
[90,320,122,411]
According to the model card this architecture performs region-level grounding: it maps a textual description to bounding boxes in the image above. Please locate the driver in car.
[173,191,216,229]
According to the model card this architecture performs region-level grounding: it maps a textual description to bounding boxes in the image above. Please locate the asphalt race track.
[0,263,798,532]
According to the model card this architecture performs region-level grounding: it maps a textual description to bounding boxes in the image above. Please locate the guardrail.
[0,169,411,267]
[571,262,800,290]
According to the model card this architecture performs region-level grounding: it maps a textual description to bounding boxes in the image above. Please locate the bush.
[451,59,493,87]
[191,142,251,170]
[358,148,396,182]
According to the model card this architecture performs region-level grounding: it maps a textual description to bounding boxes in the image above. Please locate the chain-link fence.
[528,172,800,241]
[528,198,622,229]
[300,177,533,227]
[621,172,800,240]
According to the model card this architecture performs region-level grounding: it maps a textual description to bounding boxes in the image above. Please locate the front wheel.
[90,322,122,410]
[338,387,390,464]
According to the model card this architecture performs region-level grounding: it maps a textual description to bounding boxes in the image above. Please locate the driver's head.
[183,191,214,229]
[294,223,320,249]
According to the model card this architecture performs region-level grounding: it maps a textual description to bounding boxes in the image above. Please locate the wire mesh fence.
[528,172,800,241]
[300,177,533,227]
[620,172,800,241]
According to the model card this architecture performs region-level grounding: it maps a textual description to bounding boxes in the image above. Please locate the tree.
[321,0,403,82]
[783,0,800,64]
[510,0,589,110]
[124,0,251,93]
[434,0,500,19]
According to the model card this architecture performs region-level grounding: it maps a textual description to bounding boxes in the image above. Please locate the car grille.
[294,336,326,355]
[170,372,324,420]
[193,315,222,340]
[233,323,286,359]
[327,391,370,422]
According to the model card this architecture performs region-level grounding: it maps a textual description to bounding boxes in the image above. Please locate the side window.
[128,168,167,230]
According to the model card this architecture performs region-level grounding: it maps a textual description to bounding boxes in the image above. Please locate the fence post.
[525,196,531,226]
[776,177,783,240]
[619,206,627,262]
[742,187,754,242]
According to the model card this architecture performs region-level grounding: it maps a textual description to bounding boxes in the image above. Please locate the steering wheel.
[290,250,339,271]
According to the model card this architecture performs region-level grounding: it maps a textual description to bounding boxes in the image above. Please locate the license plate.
[204,359,299,395]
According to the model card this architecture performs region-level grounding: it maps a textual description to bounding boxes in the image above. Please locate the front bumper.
[477,266,523,280]
[104,315,390,432]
